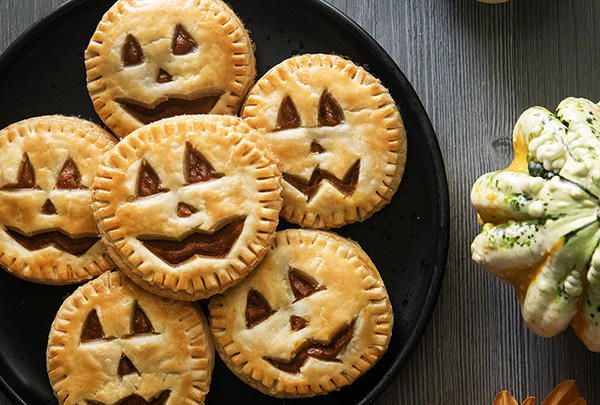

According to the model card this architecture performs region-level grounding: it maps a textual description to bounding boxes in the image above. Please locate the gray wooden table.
[2,0,600,404]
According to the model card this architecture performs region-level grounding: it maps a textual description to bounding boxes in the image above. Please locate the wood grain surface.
[1,0,600,404]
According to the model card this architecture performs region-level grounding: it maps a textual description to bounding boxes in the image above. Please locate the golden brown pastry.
[209,229,393,398]
[47,271,214,405]
[241,54,407,228]
[92,115,282,300]
[85,0,256,137]
[0,116,115,285]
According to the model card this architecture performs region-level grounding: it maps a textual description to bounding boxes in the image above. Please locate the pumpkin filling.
[283,160,361,201]
[118,94,223,125]
[289,268,325,301]
[138,217,245,264]
[5,228,98,256]
[81,309,105,342]
[117,354,139,377]
[290,315,308,331]
[264,321,355,373]
[245,289,276,328]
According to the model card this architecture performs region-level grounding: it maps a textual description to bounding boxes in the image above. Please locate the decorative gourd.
[472,97,600,351]
[494,380,587,405]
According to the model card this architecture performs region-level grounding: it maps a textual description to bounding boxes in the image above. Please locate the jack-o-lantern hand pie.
[0,116,116,285]
[92,115,282,301]
[241,54,407,229]
[85,0,256,138]
[209,229,393,398]
[47,271,214,405]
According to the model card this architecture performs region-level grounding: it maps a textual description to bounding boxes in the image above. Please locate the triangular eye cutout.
[57,158,85,189]
[2,153,36,190]
[172,24,197,55]
[245,289,275,328]
[117,354,139,377]
[289,268,324,301]
[185,143,223,184]
[122,34,144,67]
[131,302,155,335]
[318,90,344,127]
[277,96,301,130]
[81,309,105,342]
[137,160,168,198]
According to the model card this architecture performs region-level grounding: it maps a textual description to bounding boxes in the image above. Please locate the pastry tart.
[85,0,256,138]
[0,116,115,285]
[47,271,214,405]
[209,229,393,398]
[92,115,282,300]
[241,54,407,229]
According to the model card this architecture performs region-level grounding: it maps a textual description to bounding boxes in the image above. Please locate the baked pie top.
[0,116,115,284]
[209,229,393,398]
[47,271,214,405]
[92,115,282,301]
[85,0,256,138]
[241,54,407,229]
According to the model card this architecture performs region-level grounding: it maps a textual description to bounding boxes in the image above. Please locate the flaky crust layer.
[209,229,393,398]
[0,116,116,285]
[47,271,214,405]
[85,0,256,138]
[241,54,407,228]
[92,115,282,300]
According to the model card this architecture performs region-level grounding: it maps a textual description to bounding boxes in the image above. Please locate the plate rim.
[0,0,450,404]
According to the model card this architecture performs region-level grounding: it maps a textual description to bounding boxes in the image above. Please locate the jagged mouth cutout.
[1,153,98,256]
[244,267,355,374]
[276,90,361,201]
[133,143,245,265]
[118,26,224,125]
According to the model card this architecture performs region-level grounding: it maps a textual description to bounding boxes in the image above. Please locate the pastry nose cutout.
[157,68,173,83]
[310,141,325,154]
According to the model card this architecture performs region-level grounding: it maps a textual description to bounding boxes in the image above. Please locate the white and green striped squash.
[471,97,600,351]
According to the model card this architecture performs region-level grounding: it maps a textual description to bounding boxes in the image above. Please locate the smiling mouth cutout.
[283,160,361,202]
[264,321,355,373]
[117,92,224,125]
[138,217,245,265]
[6,228,99,256]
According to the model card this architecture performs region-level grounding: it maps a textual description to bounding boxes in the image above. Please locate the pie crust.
[92,115,282,301]
[241,54,407,228]
[47,271,214,405]
[85,0,256,138]
[0,116,116,285]
[209,229,393,398]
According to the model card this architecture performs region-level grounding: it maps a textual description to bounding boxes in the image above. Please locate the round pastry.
[92,115,282,301]
[241,54,407,229]
[0,116,115,285]
[209,229,393,398]
[85,0,256,138]
[47,271,214,405]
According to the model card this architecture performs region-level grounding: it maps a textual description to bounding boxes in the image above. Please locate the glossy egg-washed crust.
[92,115,282,301]
[209,229,393,398]
[47,271,214,405]
[471,97,600,351]
[241,54,407,229]
[0,116,116,285]
[85,0,256,138]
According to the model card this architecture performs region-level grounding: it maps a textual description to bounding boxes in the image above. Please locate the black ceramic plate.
[0,1,448,404]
